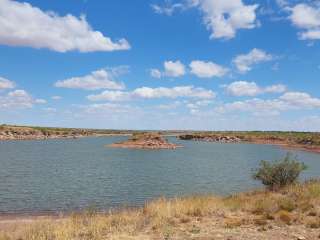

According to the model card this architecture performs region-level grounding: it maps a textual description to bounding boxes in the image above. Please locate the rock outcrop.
[178,134,242,143]
[109,133,182,149]
[0,126,88,140]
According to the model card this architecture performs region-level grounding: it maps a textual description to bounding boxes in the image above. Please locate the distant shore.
[178,132,320,154]
[1,124,320,154]
[0,125,133,141]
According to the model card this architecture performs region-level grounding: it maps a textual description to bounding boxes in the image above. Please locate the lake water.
[0,136,319,214]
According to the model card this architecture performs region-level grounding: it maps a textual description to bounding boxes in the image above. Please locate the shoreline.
[250,140,320,154]
[1,181,320,239]
[0,133,132,141]
[177,133,320,154]
[1,134,320,153]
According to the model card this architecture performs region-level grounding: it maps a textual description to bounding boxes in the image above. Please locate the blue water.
[0,136,319,214]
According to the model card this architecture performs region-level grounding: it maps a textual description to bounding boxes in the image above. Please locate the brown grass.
[1,180,320,240]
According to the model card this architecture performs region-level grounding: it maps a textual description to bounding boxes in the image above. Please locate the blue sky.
[0,0,320,131]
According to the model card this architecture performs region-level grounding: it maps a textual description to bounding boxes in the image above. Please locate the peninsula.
[178,131,320,153]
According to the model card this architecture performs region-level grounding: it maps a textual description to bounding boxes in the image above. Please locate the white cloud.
[232,48,273,73]
[81,103,133,114]
[87,86,215,101]
[133,86,214,99]
[157,101,182,110]
[264,84,287,94]
[150,69,162,78]
[55,69,125,90]
[164,60,186,77]
[186,100,213,109]
[224,81,286,97]
[0,0,130,52]
[34,98,47,104]
[87,90,131,102]
[151,3,186,16]
[225,81,260,96]
[289,4,320,41]
[0,77,15,89]
[189,60,229,78]
[192,0,259,39]
[215,98,288,116]
[215,91,320,116]
[280,92,320,108]
[51,96,62,100]
[275,0,289,8]
[151,60,186,78]
[0,89,45,109]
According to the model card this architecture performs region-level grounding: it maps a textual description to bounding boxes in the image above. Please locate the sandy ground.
[0,214,319,240]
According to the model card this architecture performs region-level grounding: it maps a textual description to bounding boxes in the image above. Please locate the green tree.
[253,153,307,190]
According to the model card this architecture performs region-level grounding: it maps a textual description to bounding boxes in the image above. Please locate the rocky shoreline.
[0,127,92,140]
[109,132,182,149]
[178,134,243,143]
[178,133,320,154]
[0,125,132,141]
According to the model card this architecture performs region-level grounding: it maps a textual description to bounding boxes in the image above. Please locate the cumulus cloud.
[87,86,215,101]
[280,92,320,108]
[164,60,186,77]
[0,89,45,109]
[289,3,320,41]
[224,81,286,97]
[55,69,125,90]
[87,90,131,102]
[232,48,273,73]
[189,60,229,78]
[151,60,186,78]
[215,98,289,116]
[153,0,259,39]
[0,77,15,89]
[133,86,213,98]
[0,0,130,52]
[192,0,258,39]
[215,91,320,116]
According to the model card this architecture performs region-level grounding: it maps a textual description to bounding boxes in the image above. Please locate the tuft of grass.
[224,217,244,228]
[278,210,292,225]
[278,198,296,212]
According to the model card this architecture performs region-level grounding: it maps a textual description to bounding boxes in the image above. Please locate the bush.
[253,154,307,190]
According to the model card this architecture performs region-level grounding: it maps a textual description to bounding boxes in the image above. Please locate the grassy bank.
[1,180,320,240]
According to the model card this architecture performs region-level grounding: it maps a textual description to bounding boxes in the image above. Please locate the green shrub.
[253,154,307,190]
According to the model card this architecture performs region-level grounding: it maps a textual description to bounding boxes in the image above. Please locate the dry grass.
[1,180,320,240]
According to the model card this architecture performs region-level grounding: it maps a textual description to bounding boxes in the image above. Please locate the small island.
[109,132,182,149]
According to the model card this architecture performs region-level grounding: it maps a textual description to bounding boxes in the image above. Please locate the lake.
[0,136,319,214]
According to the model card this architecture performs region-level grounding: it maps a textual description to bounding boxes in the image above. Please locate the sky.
[0,0,320,131]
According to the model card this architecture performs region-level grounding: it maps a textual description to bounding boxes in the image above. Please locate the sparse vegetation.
[253,154,307,190]
[1,180,320,239]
